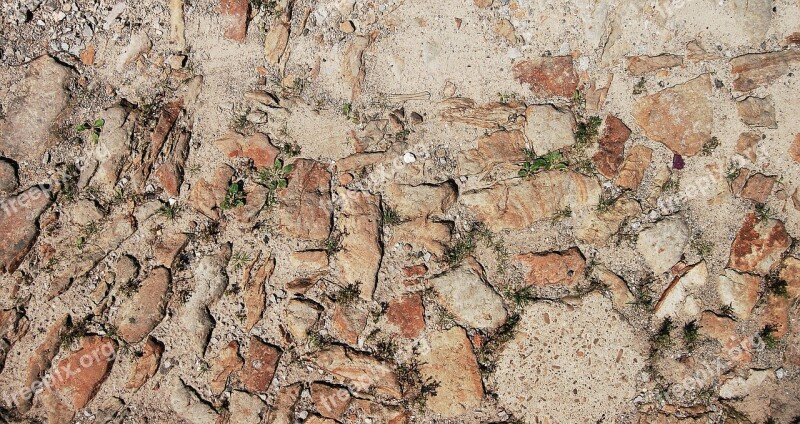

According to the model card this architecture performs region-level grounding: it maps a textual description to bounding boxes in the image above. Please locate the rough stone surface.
[213,131,279,168]
[730,49,800,92]
[241,336,281,394]
[429,264,507,330]
[636,218,690,274]
[523,104,576,154]
[737,96,777,128]
[512,56,579,97]
[420,327,484,418]
[276,159,332,240]
[632,75,713,156]
[0,159,19,192]
[716,269,760,320]
[221,0,249,41]
[626,54,683,75]
[457,130,527,175]
[728,213,791,275]
[125,337,164,391]
[615,145,653,190]
[116,267,171,343]
[592,116,631,178]
[334,188,382,300]
[514,247,585,288]
[385,293,425,338]
[306,346,401,398]
[654,262,708,320]
[0,186,53,273]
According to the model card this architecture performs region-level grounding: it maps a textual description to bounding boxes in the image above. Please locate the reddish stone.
[241,336,281,393]
[736,132,760,162]
[512,56,579,97]
[615,145,653,190]
[728,213,791,275]
[125,337,164,391]
[80,45,96,66]
[330,305,367,346]
[730,49,800,92]
[779,257,800,298]
[276,159,332,241]
[759,295,790,338]
[514,247,585,287]
[311,382,351,420]
[210,341,243,395]
[402,264,428,278]
[43,336,117,422]
[790,134,800,163]
[116,267,171,343]
[0,185,53,273]
[592,116,631,178]
[386,294,425,339]
[739,173,775,202]
[213,131,279,168]
[221,0,250,41]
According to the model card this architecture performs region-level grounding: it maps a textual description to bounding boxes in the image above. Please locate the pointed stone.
[125,337,164,391]
[334,188,382,300]
[419,327,484,417]
[241,336,281,394]
[116,267,171,344]
[0,185,53,273]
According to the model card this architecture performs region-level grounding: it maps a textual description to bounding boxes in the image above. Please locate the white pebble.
[402,152,416,163]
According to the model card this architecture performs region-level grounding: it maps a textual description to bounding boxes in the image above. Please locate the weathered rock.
[494,19,516,42]
[287,250,328,276]
[136,99,182,186]
[461,170,601,231]
[759,294,790,338]
[334,188,382,300]
[636,218,690,274]
[180,245,231,353]
[0,56,72,163]
[736,132,761,162]
[188,164,235,220]
[575,197,641,245]
[125,336,164,391]
[66,199,104,226]
[221,0,249,41]
[214,131,279,168]
[591,266,634,310]
[307,346,401,398]
[169,0,185,49]
[457,130,527,175]
[265,383,301,424]
[592,116,631,178]
[740,173,774,203]
[386,294,425,339]
[0,185,53,273]
[244,256,274,331]
[779,256,800,298]
[153,232,189,268]
[389,219,452,257]
[420,327,484,417]
[494,293,643,422]
[728,213,791,275]
[716,269,759,322]
[632,75,712,156]
[20,315,68,412]
[209,341,243,395]
[116,267,171,343]
[42,336,117,423]
[229,390,266,424]
[276,159,332,240]
[154,130,190,196]
[698,311,741,353]
[350,399,409,423]
[737,96,777,128]
[430,264,507,330]
[285,299,321,342]
[0,159,18,192]
[615,145,652,190]
[241,336,281,393]
[87,106,135,193]
[169,376,219,424]
[514,247,585,288]
[265,14,290,64]
[625,54,683,75]
[512,56,579,97]
[341,36,370,100]
[523,104,576,154]
[116,32,151,71]
[654,261,708,320]
[790,133,800,163]
[438,97,525,129]
[730,49,800,92]
[384,182,456,220]
[330,304,367,346]
[311,382,351,420]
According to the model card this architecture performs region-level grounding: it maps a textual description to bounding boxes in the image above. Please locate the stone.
[311,382,351,420]
[385,293,425,339]
[523,104,576,154]
[125,336,164,391]
[737,96,777,128]
[716,269,760,320]
[494,19,516,43]
[494,293,643,422]
[730,49,800,92]
[188,164,235,220]
[153,232,189,268]
[636,218,690,274]
[87,106,135,194]
[221,0,249,41]
[591,266,634,310]
[0,159,18,192]
[759,294,790,338]
[213,131,279,168]
[138,100,183,185]
[736,132,760,162]
[719,369,771,399]
[575,197,641,245]
[21,315,68,412]
[512,56,579,97]
[429,264,507,330]
[154,129,189,196]
[285,299,321,342]
[244,256,274,330]
[790,134,800,163]
[728,213,790,275]
[276,159,332,240]
[241,336,281,393]
[229,390,266,424]
[169,0,185,49]
[350,399,409,423]
[632,75,713,156]
[457,130,527,175]
[339,20,355,33]
[779,256,800,298]
[341,36,370,100]
[739,173,774,202]
[210,341,243,395]
[615,145,652,190]
[306,346,401,398]
[80,44,96,65]
[0,185,53,273]
[265,383,301,424]
[592,116,631,178]
[66,200,104,227]
[514,247,585,288]
[265,14,290,64]
[654,262,708,320]
[625,54,683,75]
[460,170,601,231]
[334,188,382,300]
[169,375,219,424]
[383,182,456,220]
[287,250,328,276]
[330,305,367,346]
[419,327,484,418]
[0,56,72,163]
[42,336,117,423]
[389,219,452,257]
[698,311,740,352]
[438,98,525,129]
[116,32,152,71]
[116,267,171,343]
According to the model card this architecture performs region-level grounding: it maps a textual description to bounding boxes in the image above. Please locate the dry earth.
[1,0,800,422]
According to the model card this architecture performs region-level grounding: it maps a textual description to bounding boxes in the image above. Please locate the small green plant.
[341,102,352,117]
[551,206,572,222]
[158,202,181,220]
[572,89,584,107]
[498,92,519,104]
[652,317,674,351]
[333,283,361,305]
[596,193,615,213]
[766,273,789,298]
[443,234,477,266]
[76,118,105,144]
[322,232,343,256]
[59,317,88,349]
[683,320,700,350]
[720,303,735,319]
[396,356,440,411]
[382,206,401,226]
[518,151,568,177]
[257,158,293,190]
[230,251,252,271]
[755,203,774,222]
[118,278,141,297]
[374,338,398,361]
[662,176,680,193]
[575,116,602,146]
[60,163,80,203]
[507,286,536,307]
[632,77,646,95]
[725,162,741,182]
[701,137,720,155]
[220,181,246,210]
[690,236,713,258]
[759,324,778,349]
